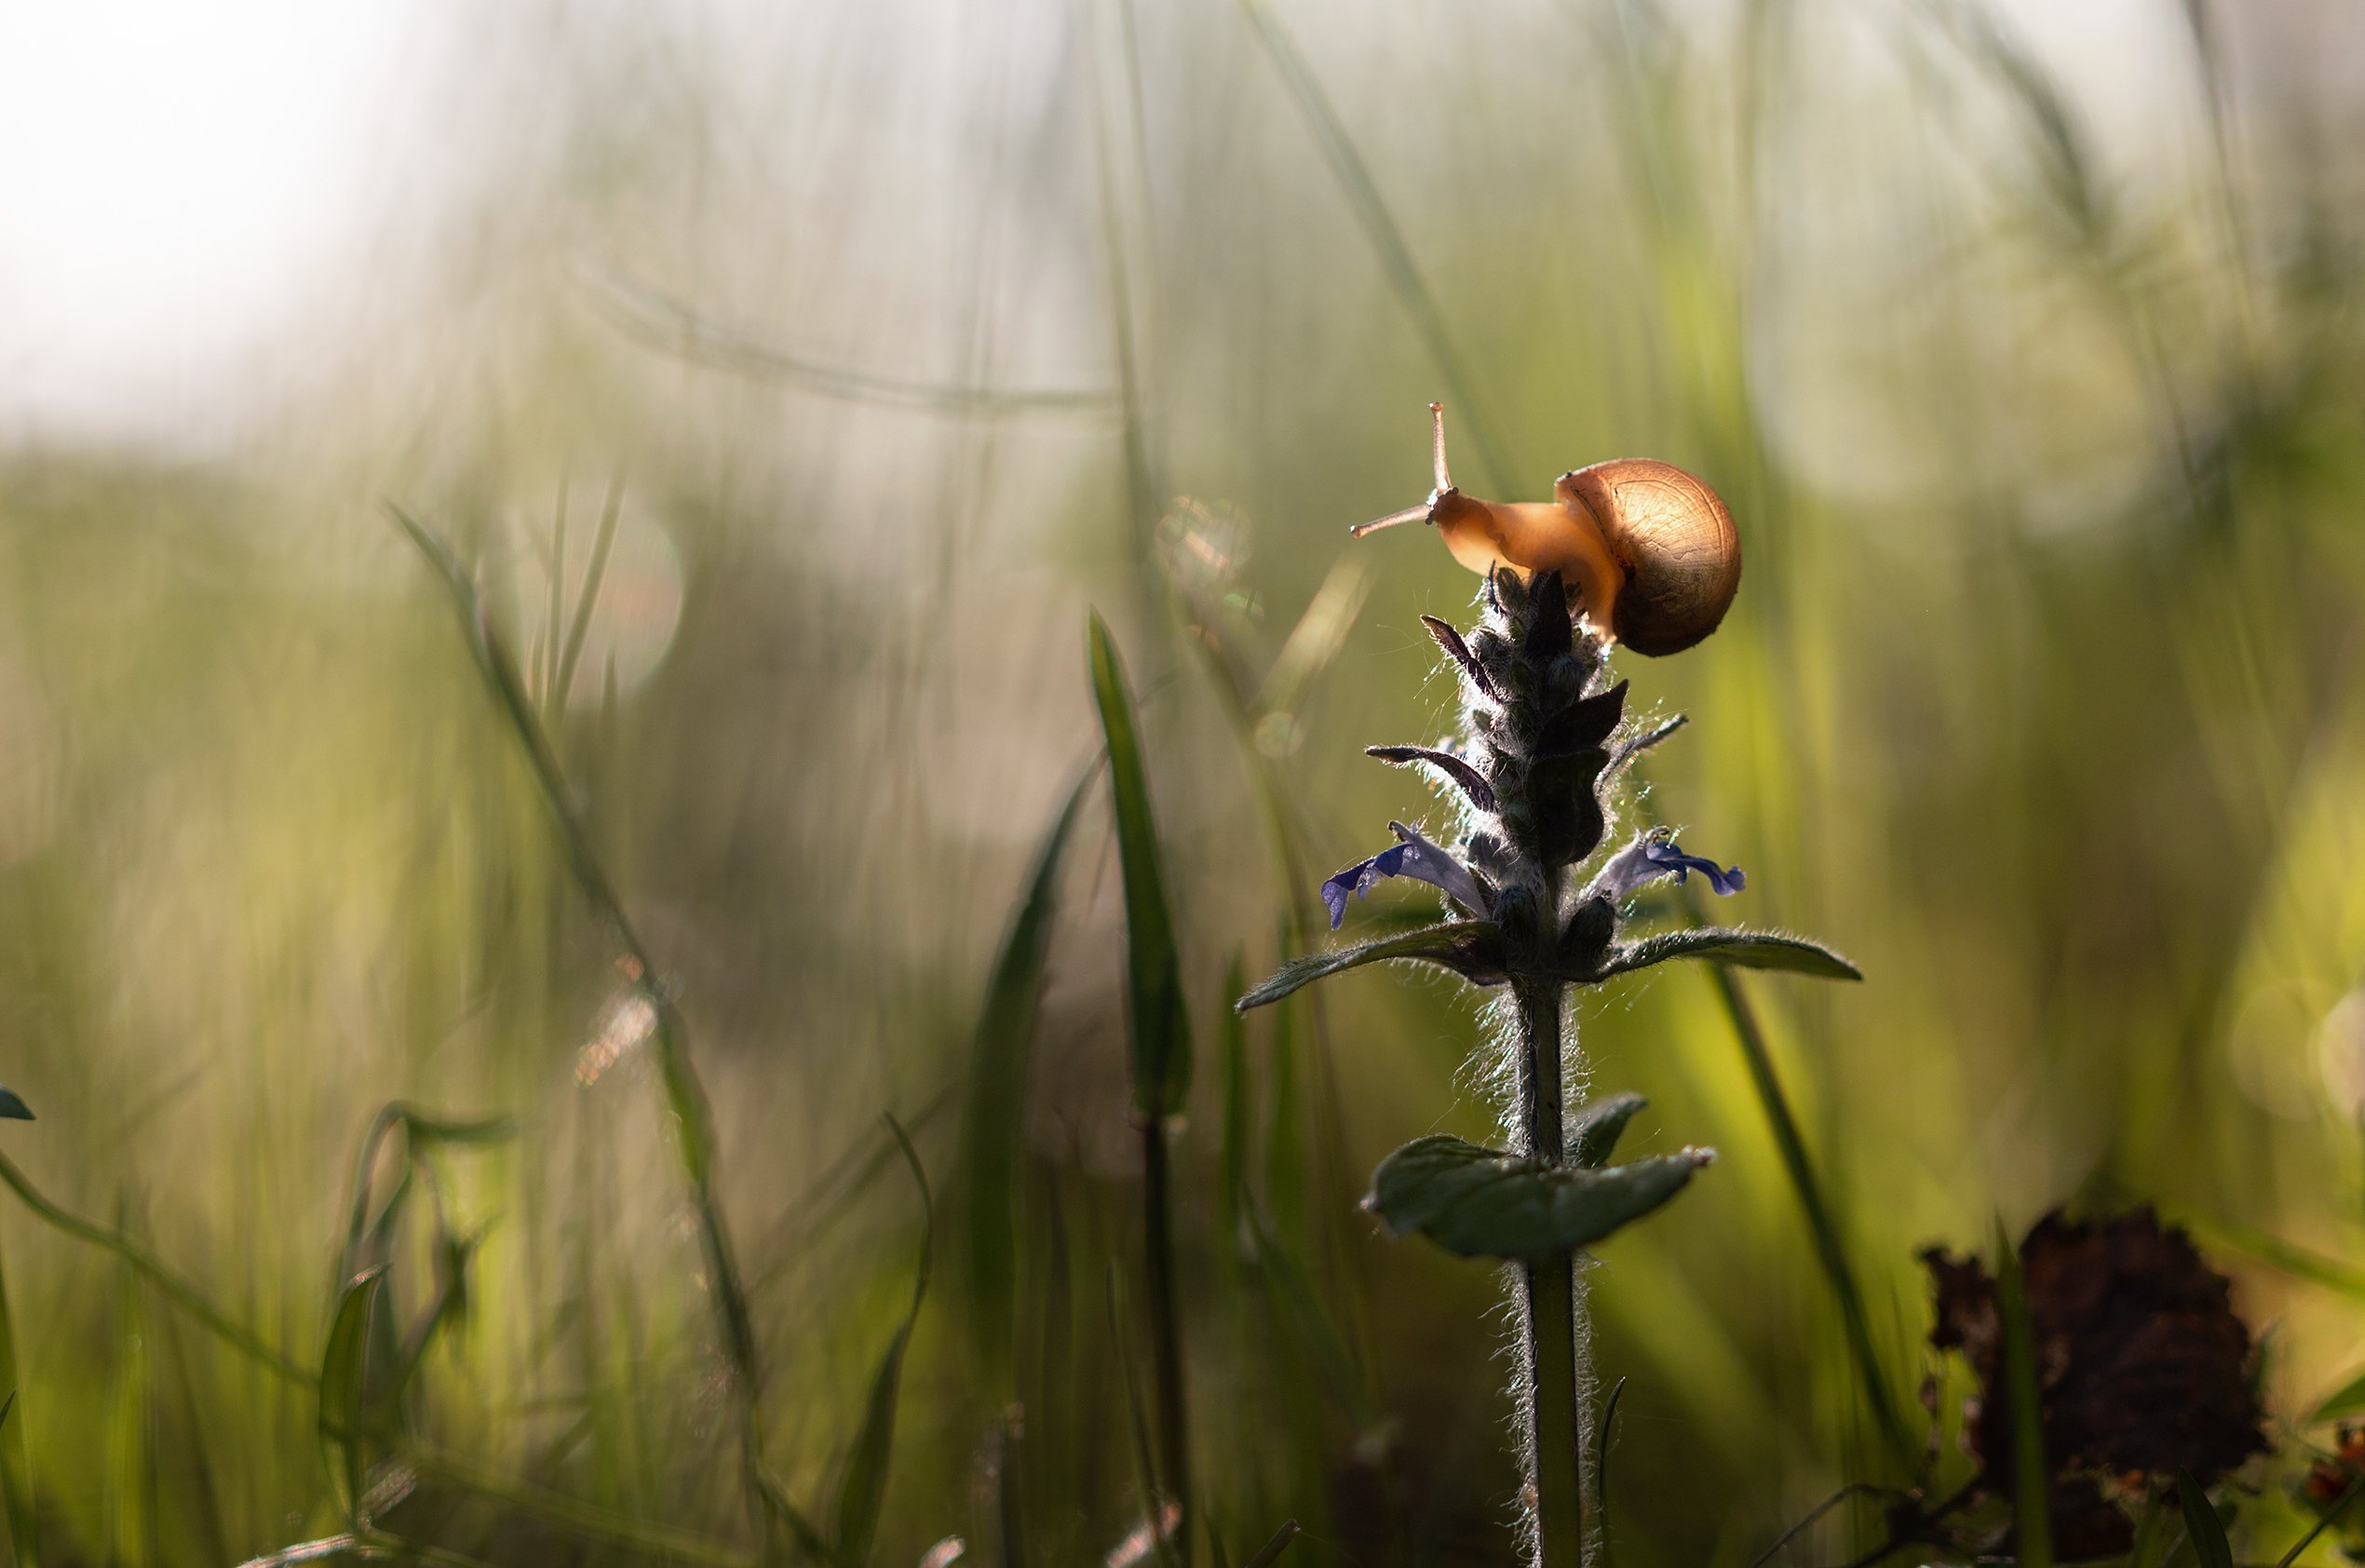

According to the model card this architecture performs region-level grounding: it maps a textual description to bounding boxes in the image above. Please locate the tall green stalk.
[1512,975,1588,1565]
[1241,557,1859,1567]
[1088,615,1196,1559]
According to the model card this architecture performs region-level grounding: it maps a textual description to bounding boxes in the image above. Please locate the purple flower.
[1321,822,1493,930]
[1593,832,1746,900]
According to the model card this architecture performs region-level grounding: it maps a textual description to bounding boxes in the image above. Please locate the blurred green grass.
[4,1,2365,1563]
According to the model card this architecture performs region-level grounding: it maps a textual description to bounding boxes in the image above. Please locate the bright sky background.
[0,0,457,445]
[0,0,2190,451]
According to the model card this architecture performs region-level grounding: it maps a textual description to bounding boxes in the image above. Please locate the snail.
[1352,402,1742,656]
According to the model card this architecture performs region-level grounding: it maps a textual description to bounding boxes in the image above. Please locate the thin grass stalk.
[1996,1226,2053,1568]
[1694,954,1915,1466]
[1079,0,1157,569]
[1236,0,1515,497]
[0,1149,313,1387]
[0,1247,35,1568]
[1169,591,1373,1372]
[1240,1520,1299,1568]
[1107,1267,1182,1568]
[1087,617,1196,1559]
[390,510,777,1549]
[585,265,1120,418]
[398,1446,754,1568]
[1141,1112,1193,1563]
[542,481,567,706]
[996,1411,1029,1568]
[1586,30,1916,1469]
[1590,746,1913,1468]
[2276,1477,2365,1568]
[553,475,625,712]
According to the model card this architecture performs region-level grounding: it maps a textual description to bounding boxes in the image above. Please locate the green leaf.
[1087,615,1193,1117]
[319,1265,387,1522]
[1569,1093,1649,1169]
[0,1092,30,1123]
[961,771,1088,1392]
[832,1117,932,1568]
[1596,928,1862,983]
[2175,1470,2234,1568]
[1363,1136,1713,1260]
[0,1237,38,1568]
[1235,921,1506,1012]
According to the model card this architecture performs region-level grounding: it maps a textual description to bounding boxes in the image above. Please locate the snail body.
[1353,404,1741,656]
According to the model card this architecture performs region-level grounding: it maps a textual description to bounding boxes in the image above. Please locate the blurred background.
[4,0,2365,1563]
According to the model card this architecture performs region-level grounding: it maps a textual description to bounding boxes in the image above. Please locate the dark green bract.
[1363,1132,1713,1261]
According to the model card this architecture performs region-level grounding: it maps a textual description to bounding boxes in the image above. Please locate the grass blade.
[1242,1210,1366,1425]
[403,1445,754,1567]
[1597,1376,1628,1568]
[993,1411,1027,1568]
[832,1117,934,1568]
[1135,1112,1191,1564]
[2176,1470,2234,1568]
[2185,1214,2365,1303]
[345,1103,511,1275]
[1240,1520,1298,1568]
[1085,615,1195,1557]
[962,770,1090,1395]
[553,475,624,711]
[1078,0,1157,561]
[1696,953,1915,1467]
[1219,953,1250,1250]
[1235,0,1514,496]
[0,1148,312,1386]
[104,1240,154,1565]
[542,480,567,705]
[391,506,776,1536]
[2129,1487,2166,1568]
[0,1237,38,1568]
[2277,1476,2365,1568]
[320,1266,387,1522]
[1995,1222,2052,1568]
[1084,615,1191,1119]
[1104,1268,1179,1568]
[588,266,1119,419]
[2313,1366,2365,1423]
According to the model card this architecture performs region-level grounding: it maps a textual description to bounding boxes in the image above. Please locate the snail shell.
[1351,405,1742,656]
[1552,459,1741,656]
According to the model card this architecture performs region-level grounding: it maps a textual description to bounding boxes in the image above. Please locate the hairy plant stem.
[1513,949,1588,1564]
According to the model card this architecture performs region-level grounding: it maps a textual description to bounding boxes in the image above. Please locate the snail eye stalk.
[1349,503,1432,538]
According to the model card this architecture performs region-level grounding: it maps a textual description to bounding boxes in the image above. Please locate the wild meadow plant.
[1237,408,1860,1566]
